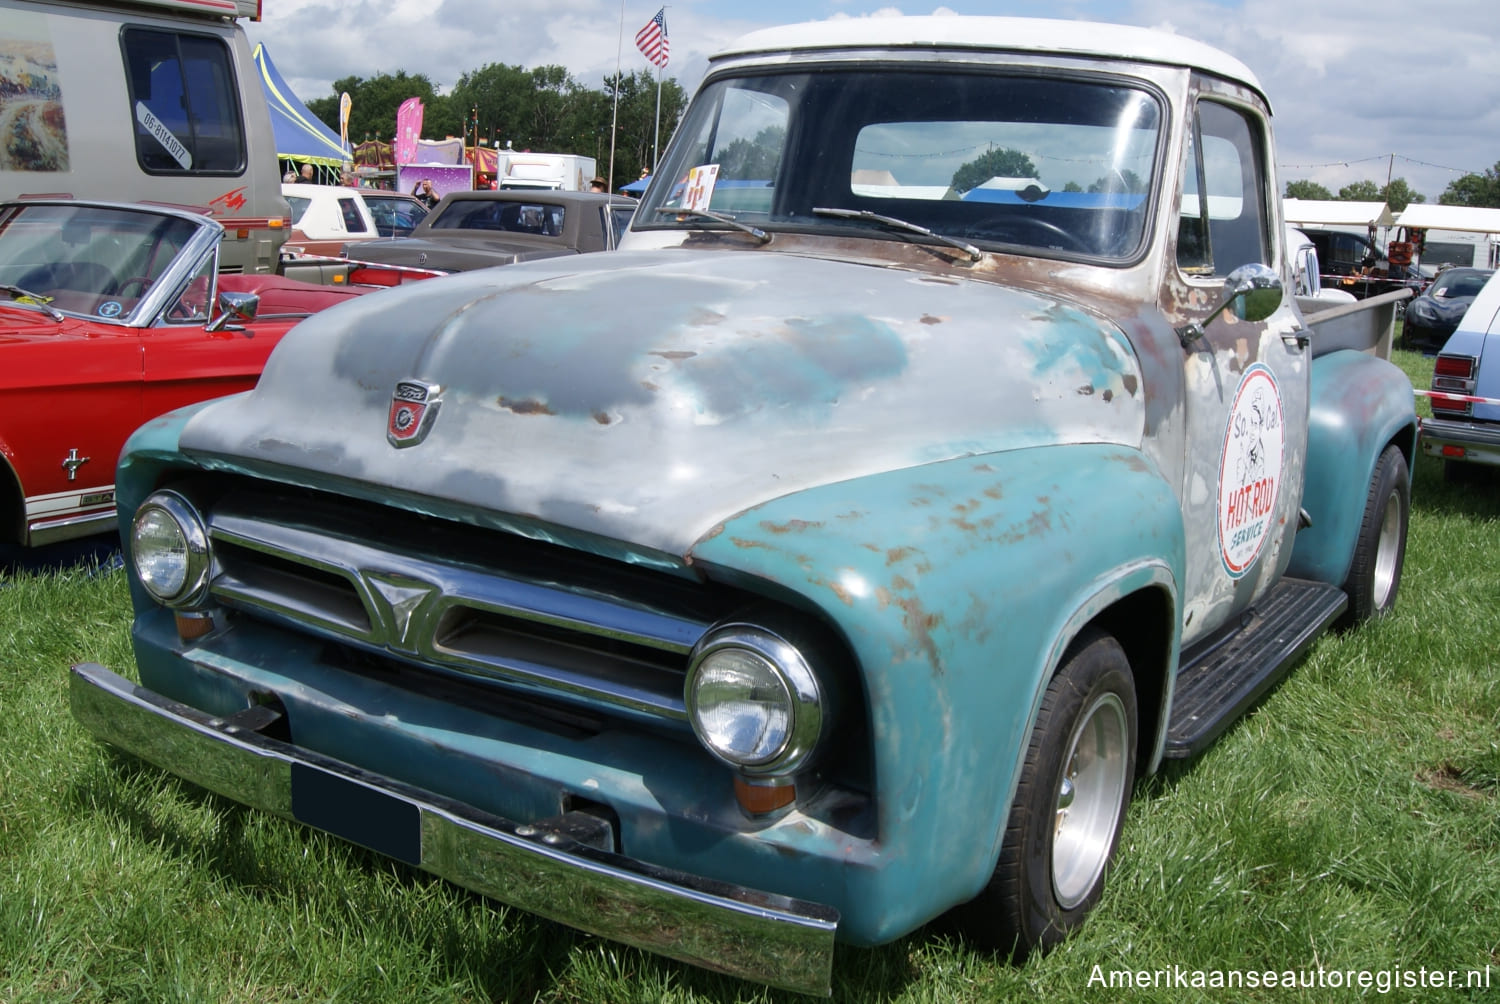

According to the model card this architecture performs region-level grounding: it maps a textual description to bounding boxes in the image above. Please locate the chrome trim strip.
[204,507,705,720]
[70,663,838,996]
[28,509,119,547]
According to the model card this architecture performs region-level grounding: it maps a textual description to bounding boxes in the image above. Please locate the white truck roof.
[714,16,1266,105]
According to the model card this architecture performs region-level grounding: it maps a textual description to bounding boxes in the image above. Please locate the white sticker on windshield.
[682,164,719,211]
[134,102,192,170]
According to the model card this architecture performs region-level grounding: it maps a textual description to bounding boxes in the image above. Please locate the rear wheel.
[1340,444,1409,624]
[958,628,1136,954]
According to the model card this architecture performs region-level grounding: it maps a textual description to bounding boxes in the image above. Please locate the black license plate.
[290,762,421,865]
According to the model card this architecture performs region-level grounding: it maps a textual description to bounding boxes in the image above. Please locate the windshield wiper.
[811,207,982,263]
[1,284,65,321]
[655,207,770,245]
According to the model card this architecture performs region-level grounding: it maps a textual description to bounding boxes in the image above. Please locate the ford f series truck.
[71,17,1416,996]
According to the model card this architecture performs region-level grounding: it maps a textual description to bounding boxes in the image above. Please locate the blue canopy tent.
[252,43,349,180]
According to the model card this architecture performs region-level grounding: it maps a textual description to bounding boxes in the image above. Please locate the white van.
[0,0,288,273]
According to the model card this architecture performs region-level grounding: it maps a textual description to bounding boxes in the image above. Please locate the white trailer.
[1394,204,1500,270]
[494,152,597,192]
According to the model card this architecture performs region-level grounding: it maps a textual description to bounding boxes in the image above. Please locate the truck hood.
[180,249,1144,558]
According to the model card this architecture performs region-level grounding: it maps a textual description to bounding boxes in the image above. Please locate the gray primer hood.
[180,249,1144,557]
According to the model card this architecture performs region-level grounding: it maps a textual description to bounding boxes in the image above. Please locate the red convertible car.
[0,199,369,553]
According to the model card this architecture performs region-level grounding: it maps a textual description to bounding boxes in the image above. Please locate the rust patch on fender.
[650,350,697,361]
[760,519,823,535]
[592,411,613,425]
[498,397,555,416]
[919,314,946,325]
[1122,374,1139,396]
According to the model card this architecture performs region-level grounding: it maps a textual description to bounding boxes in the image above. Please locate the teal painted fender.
[1287,350,1417,587]
[687,443,1184,938]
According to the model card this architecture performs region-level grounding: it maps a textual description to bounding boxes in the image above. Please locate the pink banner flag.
[395,97,424,165]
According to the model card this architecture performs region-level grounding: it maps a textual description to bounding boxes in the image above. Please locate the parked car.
[281,183,428,258]
[1419,269,1500,479]
[1401,266,1496,351]
[346,190,637,272]
[360,190,430,237]
[1302,228,1425,300]
[0,199,369,552]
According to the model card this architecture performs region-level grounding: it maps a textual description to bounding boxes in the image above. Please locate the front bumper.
[70,662,839,996]
[1419,415,1500,467]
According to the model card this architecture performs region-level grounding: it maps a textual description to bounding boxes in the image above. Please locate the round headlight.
[686,625,824,774]
[131,491,211,606]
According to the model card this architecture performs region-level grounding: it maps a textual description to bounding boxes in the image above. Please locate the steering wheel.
[1006,218,1091,254]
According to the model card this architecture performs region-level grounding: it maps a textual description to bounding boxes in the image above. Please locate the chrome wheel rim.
[1373,488,1403,610]
[1052,691,1129,909]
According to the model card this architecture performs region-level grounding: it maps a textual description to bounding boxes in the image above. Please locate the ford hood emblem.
[387,380,442,447]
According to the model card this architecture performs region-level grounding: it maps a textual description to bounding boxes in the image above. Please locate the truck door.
[1169,92,1310,649]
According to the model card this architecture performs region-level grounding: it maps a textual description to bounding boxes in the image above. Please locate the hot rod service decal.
[1218,363,1283,578]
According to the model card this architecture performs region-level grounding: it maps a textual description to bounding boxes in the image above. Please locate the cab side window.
[1177,99,1270,278]
[122,28,246,175]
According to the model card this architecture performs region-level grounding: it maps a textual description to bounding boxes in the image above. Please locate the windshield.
[0,203,202,321]
[637,68,1163,260]
[429,199,566,236]
[1430,269,1493,299]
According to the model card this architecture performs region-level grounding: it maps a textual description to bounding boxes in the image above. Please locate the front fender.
[687,443,1183,942]
[1287,350,1417,587]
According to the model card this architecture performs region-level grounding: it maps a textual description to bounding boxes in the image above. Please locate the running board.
[1164,578,1347,758]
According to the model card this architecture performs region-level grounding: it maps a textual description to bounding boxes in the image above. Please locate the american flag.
[635,7,669,68]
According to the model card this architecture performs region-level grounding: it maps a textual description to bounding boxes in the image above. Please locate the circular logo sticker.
[98,301,123,318]
[1217,363,1284,578]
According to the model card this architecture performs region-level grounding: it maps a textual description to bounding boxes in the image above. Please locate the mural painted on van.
[0,14,70,172]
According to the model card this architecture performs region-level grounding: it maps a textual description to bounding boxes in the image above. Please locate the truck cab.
[0,0,288,273]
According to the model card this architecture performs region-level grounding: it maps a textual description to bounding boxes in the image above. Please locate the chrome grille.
[201,486,728,725]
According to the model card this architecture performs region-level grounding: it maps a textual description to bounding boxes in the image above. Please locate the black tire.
[957,628,1136,955]
[1340,444,1409,625]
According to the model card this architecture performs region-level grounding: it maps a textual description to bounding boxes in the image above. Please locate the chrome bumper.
[70,662,839,996]
[1419,416,1500,467]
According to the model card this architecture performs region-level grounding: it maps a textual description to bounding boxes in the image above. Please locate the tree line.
[305,65,688,186]
[1285,162,1500,211]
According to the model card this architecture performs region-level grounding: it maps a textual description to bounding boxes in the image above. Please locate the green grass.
[3,348,1498,1002]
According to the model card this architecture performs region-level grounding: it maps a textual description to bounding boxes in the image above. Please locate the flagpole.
[653,62,661,172]
[609,0,624,193]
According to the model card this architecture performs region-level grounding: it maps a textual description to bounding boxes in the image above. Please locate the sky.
[245,0,1499,204]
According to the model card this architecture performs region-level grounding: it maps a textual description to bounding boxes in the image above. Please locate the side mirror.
[208,290,260,332]
[1176,263,1283,349]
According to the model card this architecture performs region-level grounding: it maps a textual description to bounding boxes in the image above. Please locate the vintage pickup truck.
[71,16,1416,996]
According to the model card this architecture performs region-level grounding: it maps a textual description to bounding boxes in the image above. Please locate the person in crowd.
[298,163,315,184]
[589,177,607,193]
[413,179,440,208]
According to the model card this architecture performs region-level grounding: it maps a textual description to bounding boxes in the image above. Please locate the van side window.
[122,28,246,175]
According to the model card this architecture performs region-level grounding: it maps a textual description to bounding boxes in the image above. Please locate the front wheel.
[1340,444,1409,625]
[957,628,1137,954]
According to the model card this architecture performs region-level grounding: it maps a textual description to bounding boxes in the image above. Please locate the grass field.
[2,349,1497,1003]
